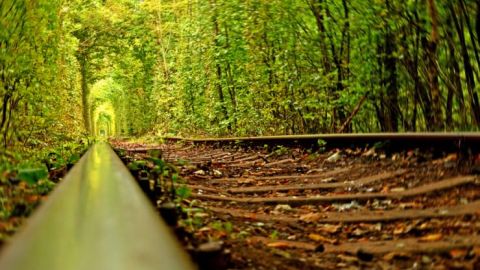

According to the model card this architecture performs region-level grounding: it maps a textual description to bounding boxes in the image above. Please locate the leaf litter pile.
[111,139,480,269]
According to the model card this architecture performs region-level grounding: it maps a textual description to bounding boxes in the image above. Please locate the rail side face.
[0,142,195,270]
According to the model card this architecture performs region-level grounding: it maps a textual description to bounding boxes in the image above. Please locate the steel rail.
[165,132,480,151]
[0,142,195,270]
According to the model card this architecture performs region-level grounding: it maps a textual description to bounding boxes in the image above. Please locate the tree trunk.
[425,0,444,130]
[78,54,90,134]
[445,15,466,128]
[224,24,237,131]
[210,0,230,131]
[307,0,331,73]
[383,1,399,131]
[459,0,480,69]
[450,3,480,125]
[477,2,480,46]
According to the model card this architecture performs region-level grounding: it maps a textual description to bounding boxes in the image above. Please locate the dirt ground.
[112,139,480,270]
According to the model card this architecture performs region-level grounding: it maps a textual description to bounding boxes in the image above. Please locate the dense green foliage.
[1,0,480,145]
[1,0,83,149]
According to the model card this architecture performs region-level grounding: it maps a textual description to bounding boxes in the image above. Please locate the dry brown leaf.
[25,195,40,203]
[444,153,458,162]
[238,179,255,184]
[398,202,420,209]
[390,187,405,192]
[393,227,404,235]
[418,233,443,242]
[308,233,338,244]
[299,212,323,223]
[380,186,390,193]
[449,249,467,259]
[317,224,341,234]
[267,241,292,248]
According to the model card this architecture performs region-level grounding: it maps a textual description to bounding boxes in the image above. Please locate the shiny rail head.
[0,142,196,270]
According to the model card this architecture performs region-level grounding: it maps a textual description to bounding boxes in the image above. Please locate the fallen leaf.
[325,152,341,163]
[287,235,297,240]
[25,195,40,203]
[193,170,206,176]
[198,227,212,232]
[399,202,420,209]
[332,201,361,211]
[308,233,338,244]
[267,241,293,248]
[418,233,443,242]
[213,169,223,177]
[248,236,322,251]
[272,249,292,259]
[359,223,382,232]
[238,179,255,184]
[273,204,292,213]
[444,153,458,162]
[393,226,405,235]
[317,224,341,234]
[351,228,366,236]
[362,148,376,157]
[390,187,405,192]
[320,177,335,183]
[449,249,467,259]
[299,212,323,223]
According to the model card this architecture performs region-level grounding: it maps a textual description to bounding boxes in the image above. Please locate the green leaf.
[127,160,147,171]
[172,173,179,183]
[67,153,80,165]
[175,185,191,200]
[18,167,49,185]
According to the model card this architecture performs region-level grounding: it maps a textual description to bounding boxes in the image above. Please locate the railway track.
[0,142,195,270]
[115,133,480,269]
[1,133,480,269]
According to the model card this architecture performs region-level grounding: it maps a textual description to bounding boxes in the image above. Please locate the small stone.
[213,169,223,177]
[194,170,206,176]
[273,204,292,213]
[326,152,341,163]
[197,241,224,253]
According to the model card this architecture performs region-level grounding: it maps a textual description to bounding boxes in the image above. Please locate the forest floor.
[112,139,480,270]
[0,167,67,245]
